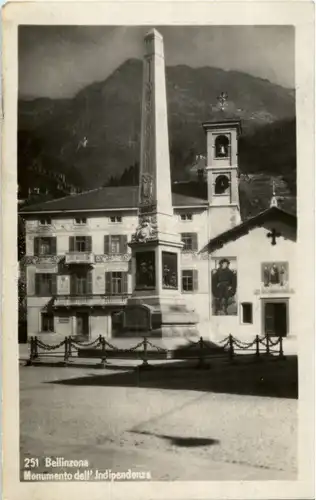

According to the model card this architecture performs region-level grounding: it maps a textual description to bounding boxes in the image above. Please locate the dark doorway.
[76,312,89,337]
[264,301,288,336]
[111,311,123,336]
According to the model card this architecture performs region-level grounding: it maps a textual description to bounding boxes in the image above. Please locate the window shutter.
[51,237,57,255]
[87,271,93,294]
[51,275,57,296]
[181,270,184,292]
[123,272,128,294]
[70,274,76,295]
[193,270,199,291]
[105,272,112,294]
[86,236,92,252]
[35,274,40,296]
[192,233,198,251]
[104,235,110,254]
[69,236,75,252]
[120,235,128,254]
[34,237,39,255]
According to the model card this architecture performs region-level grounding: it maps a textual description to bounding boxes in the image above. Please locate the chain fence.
[25,332,285,368]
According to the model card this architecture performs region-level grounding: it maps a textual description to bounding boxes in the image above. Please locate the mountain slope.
[18,59,295,189]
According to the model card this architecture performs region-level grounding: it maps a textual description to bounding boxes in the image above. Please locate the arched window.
[215,135,229,158]
[214,174,230,195]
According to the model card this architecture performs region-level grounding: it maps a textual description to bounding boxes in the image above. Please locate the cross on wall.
[267,228,281,246]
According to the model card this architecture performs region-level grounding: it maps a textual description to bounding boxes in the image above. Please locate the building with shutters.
[19,116,297,351]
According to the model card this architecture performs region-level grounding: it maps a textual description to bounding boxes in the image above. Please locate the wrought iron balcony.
[53,294,131,308]
[65,252,95,265]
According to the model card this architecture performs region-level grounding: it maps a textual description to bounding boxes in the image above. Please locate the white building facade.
[20,118,297,350]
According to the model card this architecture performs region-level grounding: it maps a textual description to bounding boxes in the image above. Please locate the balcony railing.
[65,252,95,265]
[53,294,131,307]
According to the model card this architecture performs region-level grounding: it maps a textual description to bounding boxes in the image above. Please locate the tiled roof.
[20,186,208,214]
[206,206,297,252]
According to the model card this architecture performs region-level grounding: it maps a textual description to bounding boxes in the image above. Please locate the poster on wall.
[211,257,237,315]
[261,262,289,291]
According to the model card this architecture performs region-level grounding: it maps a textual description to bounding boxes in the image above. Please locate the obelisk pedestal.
[122,29,199,338]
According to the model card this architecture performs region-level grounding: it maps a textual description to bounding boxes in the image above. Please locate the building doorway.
[76,312,89,337]
[111,310,123,337]
[262,300,288,337]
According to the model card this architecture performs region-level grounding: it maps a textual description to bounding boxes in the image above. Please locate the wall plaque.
[35,264,58,273]
[261,262,289,292]
[123,305,152,332]
[58,317,70,324]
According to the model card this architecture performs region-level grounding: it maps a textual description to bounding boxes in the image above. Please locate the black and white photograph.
[1,2,315,499]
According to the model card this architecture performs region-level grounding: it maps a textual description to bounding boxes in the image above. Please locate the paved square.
[20,362,297,481]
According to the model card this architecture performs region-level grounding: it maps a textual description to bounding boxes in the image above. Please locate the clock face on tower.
[214,174,230,195]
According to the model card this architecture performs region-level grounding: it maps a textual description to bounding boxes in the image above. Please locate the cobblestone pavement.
[20,365,297,481]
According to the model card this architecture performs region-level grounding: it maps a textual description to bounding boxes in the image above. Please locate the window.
[241,303,253,324]
[75,217,87,225]
[104,235,128,254]
[69,236,92,253]
[182,269,198,292]
[70,271,92,295]
[41,313,54,332]
[35,274,57,296]
[34,237,57,256]
[110,215,122,223]
[110,235,121,254]
[75,237,88,252]
[112,272,123,294]
[105,272,128,295]
[39,217,52,226]
[180,213,193,221]
[181,233,198,252]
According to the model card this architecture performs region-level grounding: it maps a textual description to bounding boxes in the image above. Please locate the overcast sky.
[19,25,295,99]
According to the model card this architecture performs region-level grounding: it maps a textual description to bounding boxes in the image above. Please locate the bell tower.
[203,94,242,238]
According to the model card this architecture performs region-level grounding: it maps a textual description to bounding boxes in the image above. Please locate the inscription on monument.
[123,305,152,332]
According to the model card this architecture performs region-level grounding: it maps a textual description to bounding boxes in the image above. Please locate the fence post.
[26,337,34,366]
[279,336,285,359]
[100,336,107,368]
[63,337,69,366]
[34,336,39,359]
[68,337,72,359]
[140,337,150,369]
[255,335,260,359]
[266,335,270,356]
[228,334,234,362]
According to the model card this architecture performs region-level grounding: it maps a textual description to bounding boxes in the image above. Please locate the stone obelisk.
[123,29,199,337]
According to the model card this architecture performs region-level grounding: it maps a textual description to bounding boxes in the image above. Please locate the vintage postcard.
[1,1,315,499]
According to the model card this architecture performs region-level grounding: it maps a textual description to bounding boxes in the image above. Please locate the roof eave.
[207,206,297,251]
[19,203,209,216]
